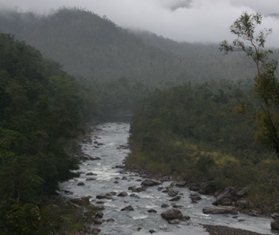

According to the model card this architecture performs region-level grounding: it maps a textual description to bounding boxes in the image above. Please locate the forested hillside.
[126,80,279,212]
[0,33,98,234]
[0,7,269,86]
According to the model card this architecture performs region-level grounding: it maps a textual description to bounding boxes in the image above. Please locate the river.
[59,122,275,235]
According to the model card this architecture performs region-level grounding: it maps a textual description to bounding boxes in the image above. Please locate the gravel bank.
[203,225,270,235]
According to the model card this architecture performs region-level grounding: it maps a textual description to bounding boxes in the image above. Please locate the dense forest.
[126,80,279,212]
[0,33,100,234]
[1,6,279,234]
[126,12,279,214]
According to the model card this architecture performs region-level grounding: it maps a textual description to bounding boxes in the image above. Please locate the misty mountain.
[0,8,268,86]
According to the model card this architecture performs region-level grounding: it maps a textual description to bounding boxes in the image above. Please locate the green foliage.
[220,12,279,156]
[0,33,92,233]
[126,79,279,212]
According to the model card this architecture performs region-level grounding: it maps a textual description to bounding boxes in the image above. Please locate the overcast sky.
[1,0,279,47]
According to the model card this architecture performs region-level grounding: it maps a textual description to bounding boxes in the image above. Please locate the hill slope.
[0,8,260,86]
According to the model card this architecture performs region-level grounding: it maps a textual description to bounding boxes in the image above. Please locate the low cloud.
[0,0,278,47]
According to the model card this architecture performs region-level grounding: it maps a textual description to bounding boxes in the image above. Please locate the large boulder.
[203,206,238,214]
[213,186,236,206]
[271,219,279,230]
[199,181,216,195]
[161,208,183,221]
[141,179,162,187]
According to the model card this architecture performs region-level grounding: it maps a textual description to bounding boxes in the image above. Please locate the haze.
[0,0,279,47]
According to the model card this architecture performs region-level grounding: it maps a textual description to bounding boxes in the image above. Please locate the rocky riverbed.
[59,122,276,235]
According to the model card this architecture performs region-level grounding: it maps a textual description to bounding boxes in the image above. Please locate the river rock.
[199,181,216,195]
[107,218,115,222]
[161,203,170,208]
[175,181,187,187]
[161,208,183,221]
[203,206,238,214]
[169,196,181,201]
[91,157,101,160]
[141,179,162,187]
[92,218,102,224]
[86,177,96,181]
[121,205,134,211]
[148,209,157,213]
[77,182,85,186]
[213,186,236,206]
[130,193,140,198]
[271,219,279,230]
[70,196,91,206]
[95,211,103,218]
[188,183,200,191]
[190,193,202,203]
[86,172,97,176]
[168,190,179,197]
[118,191,128,197]
[91,227,101,234]
[96,193,113,200]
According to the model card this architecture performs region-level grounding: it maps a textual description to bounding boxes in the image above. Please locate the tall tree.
[219,12,279,155]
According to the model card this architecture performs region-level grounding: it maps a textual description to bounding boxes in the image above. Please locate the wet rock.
[272,213,279,220]
[169,196,181,201]
[190,193,202,203]
[271,219,279,230]
[91,157,101,160]
[77,182,85,186]
[130,193,140,198]
[213,186,236,206]
[148,209,157,213]
[245,209,262,217]
[96,193,113,200]
[168,190,179,197]
[161,203,170,208]
[149,229,156,234]
[188,183,200,191]
[175,181,187,187]
[86,172,97,176]
[141,179,162,187]
[91,227,101,234]
[121,205,134,211]
[122,176,128,180]
[118,191,128,197]
[114,181,119,184]
[133,187,145,192]
[107,218,115,222]
[92,218,102,224]
[62,190,73,195]
[70,196,91,206]
[95,211,103,218]
[203,206,238,215]
[86,177,96,181]
[91,204,105,210]
[199,181,216,195]
[161,208,183,221]
[168,219,180,224]
[236,199,250,210]
[172,204,183,209]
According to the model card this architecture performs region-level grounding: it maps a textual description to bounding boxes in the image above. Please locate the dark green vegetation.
[126,80,279,213]
[0,33,98,234]
[126,13,279,214]
[1,7,279,233]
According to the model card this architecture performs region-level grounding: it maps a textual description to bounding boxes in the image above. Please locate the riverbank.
[203,225,269,235]
[59,122,275,235]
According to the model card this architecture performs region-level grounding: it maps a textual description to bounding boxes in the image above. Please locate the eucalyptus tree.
[220,12,279,155]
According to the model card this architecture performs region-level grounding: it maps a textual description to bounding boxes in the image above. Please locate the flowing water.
[60,122,275,235]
